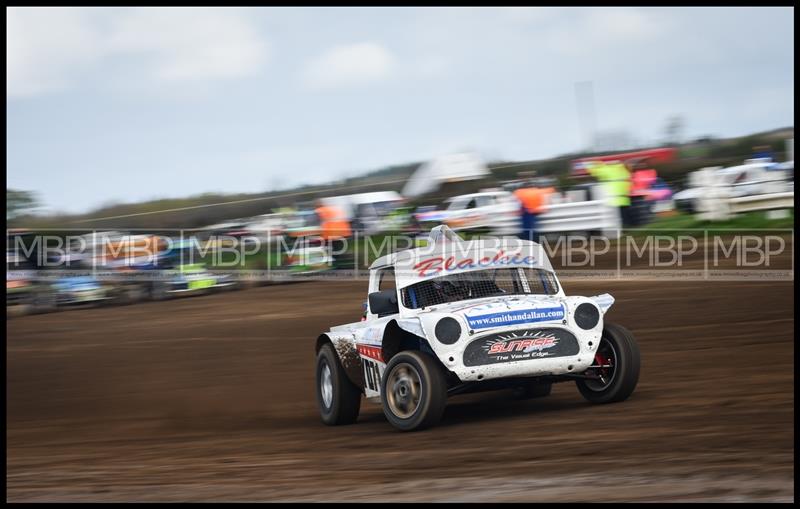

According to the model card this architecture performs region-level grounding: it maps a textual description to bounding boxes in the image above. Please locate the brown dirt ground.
[6,279,795,502]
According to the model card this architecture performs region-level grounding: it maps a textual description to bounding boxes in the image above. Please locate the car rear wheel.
[316,342,361,425]
[576,323,640,404]
[381,351,447,432]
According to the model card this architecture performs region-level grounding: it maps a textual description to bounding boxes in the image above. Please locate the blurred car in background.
[415,190,520,236]
[284,235,333,275]
[385,205,423,235]
[673,186,707,214]
[320,191,405,235]
[51,275,111,307]
[242,212,288,243]
[145,239,237,299]
[6,249,56,316]
[674,160,792,213]
[274,209,336,276]
[284,208,323,237]
[163,263,229,296]
[64,234,161,305]
[202,220,260,252]
[718,161,792,196]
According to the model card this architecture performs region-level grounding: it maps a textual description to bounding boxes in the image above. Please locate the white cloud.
[7,7,104,98]
[302,42,395,90]
[589,8,663,43]
[107,7,268,82]
[6,7,269,98]
[541,8,665,56]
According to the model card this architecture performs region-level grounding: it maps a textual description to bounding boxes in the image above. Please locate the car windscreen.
[401,267,559,309]
[372,201,397,216]
[446,197,470,210]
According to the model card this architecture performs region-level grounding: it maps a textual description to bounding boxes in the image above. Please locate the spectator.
[585,160,634,227]
[752,145,774,162]
[513,180,555,243]
[315,202,352,268]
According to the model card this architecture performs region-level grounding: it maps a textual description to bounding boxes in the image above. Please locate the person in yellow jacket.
[585,160,633,226]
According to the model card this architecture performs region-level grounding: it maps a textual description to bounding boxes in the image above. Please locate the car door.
[474,194,495,227]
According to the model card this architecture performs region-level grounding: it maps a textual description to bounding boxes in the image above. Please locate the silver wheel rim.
[385,363,422,419]
[320,363,333,409]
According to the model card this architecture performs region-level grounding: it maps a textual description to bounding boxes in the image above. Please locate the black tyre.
[576,322,640,404]
[7,304,30,318]
[100,286,121,307]
[316,342,362,426]
[127,285,147,303]
[381,351,447,432]
[150,282,170,301]
[511,380,553,400]
[31,287,56,314]
[111,285,142,306]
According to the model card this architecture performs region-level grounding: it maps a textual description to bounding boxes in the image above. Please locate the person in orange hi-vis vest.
[513,184,554,242]
[315,203,352,267]
[316,204,352,241]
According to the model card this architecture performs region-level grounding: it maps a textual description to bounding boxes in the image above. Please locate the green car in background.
[149,240,237,299]
[286,236,333,275]
[175,263,218,291]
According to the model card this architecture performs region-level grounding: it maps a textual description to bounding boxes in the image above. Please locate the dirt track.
[6,279,795,502]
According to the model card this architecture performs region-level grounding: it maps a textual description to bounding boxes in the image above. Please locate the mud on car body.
[315,225,640,431]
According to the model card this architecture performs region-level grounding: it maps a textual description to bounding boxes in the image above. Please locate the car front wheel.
[576,323,640,404]
[381,351,447,432]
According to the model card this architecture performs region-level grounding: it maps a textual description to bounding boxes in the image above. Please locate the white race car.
[315,226,640,431]
[415,190,520,236]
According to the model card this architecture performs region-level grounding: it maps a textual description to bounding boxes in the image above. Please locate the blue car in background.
[52,275,110,307]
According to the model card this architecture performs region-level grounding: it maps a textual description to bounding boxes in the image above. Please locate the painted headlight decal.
[435,317,462,345]
[574,302,600,330]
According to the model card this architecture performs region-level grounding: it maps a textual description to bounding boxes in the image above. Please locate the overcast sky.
[6,6,795,214]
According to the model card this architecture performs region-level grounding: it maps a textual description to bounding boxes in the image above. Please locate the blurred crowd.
[7,143,794,317]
